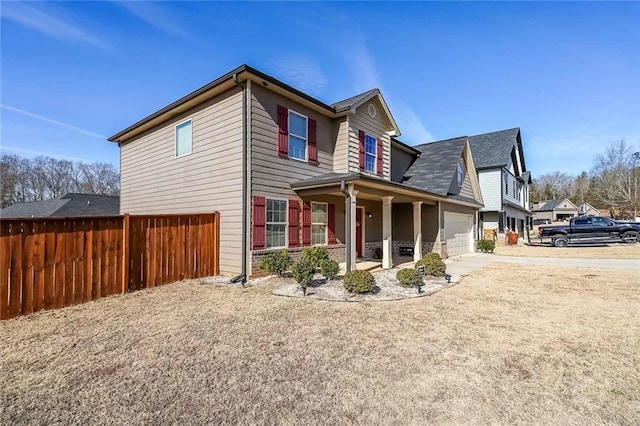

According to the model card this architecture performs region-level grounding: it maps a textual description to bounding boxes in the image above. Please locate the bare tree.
[0,154,119,208]
[590,140,634,218]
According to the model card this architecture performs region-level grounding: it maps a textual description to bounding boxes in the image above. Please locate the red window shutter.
[358,130,365,170]
[288,200,300,247]
[252,196,266,250]
[327,204,336,245]
[376,138,384,176]
[302,201,311,246]
[308,118,318,165]
[277,105,289,158]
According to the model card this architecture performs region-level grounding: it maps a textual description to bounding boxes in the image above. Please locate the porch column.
[348,185,358,271]
[382,196,393,269]
[413,201,422,262]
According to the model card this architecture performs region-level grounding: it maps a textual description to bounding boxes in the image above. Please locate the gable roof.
[535,198,578,212]
[0,193,120,218]
[401,137,468,196]
[468,128,522,169]
[109,65,400,143]
[578,202,599,213]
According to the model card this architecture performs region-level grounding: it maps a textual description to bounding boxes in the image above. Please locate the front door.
[356,207,363,257]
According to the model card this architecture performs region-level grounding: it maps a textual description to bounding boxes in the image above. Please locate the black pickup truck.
[538,216,640,247]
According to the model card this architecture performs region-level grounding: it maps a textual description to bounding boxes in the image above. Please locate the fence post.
[214,212,220,275]
[122,214,130,294]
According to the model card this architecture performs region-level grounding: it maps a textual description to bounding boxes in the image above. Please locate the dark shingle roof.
[331,89,379,111]
[0,193,120,218]
[468,128,520,169]
[401,137,467,196]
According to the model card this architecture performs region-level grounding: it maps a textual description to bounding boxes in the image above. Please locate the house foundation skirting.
[251,244,347,273]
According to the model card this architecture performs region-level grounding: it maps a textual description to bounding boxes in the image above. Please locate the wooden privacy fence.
[1,212,219,320]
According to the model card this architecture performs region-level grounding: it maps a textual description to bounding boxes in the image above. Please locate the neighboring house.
[0,193,119,218]
[108,64,484,278]
[532,198,579,222]
[578,202,600,217]
[463,128,532,236]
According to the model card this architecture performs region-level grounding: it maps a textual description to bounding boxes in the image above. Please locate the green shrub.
[320,259,340,280]
[300,246,330,268]
[477,239,496,253]
[260,250,293,276]
[423,252,442,262]
[415,253,446,277]
[343,270,375,293]
[291,259,316,292]
[396,268,423,287]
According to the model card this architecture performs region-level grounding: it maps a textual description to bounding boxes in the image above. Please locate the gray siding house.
[109,65,483,279]
[532,198,579,222]
[467,128,532,236]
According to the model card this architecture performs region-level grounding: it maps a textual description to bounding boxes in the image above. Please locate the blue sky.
[1,1,639,177]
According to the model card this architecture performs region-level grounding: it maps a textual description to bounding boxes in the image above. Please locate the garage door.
[444,212,473,256]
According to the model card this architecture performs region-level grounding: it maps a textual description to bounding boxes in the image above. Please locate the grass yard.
[1,264,639,425]
[495,242,640,259]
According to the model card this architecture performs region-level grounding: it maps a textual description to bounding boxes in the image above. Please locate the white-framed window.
[311,202,327,245]
[364,134,376,173]
[288,110,307,161]
[175,119,192,157]
[456,161,465,187]
[266,199,287,248]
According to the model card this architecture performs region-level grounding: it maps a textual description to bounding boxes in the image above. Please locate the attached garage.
[443,210,475,257]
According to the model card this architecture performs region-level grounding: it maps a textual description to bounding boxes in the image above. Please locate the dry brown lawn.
[495,242,640,259]
[2,264,639,425]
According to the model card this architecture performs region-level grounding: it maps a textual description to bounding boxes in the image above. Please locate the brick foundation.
[251,244,346,273]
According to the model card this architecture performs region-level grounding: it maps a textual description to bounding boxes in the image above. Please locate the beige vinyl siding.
[460,168,475,199]
[333,117,349,173]
[250,84,335,199]
[347,98,391,179]
[120,87,244,276]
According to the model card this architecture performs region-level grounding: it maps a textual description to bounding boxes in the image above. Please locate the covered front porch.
[292,173,446,272]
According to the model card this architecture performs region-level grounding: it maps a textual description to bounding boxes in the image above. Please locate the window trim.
[265,197,288,249]
[363,133,377,174]
[175,119,193,158]
[310,201,328,246]
[288,109,308,162]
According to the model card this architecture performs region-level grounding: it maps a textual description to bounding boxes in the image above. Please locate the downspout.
[340,180,351,272]
[230,72,247,285]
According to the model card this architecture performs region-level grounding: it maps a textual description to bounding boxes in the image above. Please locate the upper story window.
[266,199,287,248]
[175,120,192,157]
[311,202,327,245]
[504,173,509,195]
[288,111,307,161]
[456,161,465,187]
[364,134,376,173]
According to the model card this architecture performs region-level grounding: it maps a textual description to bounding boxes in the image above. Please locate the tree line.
[530,140,640,218]
[0,154,119,208]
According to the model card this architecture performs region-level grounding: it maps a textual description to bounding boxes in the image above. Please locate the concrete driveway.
[445,252,640,277]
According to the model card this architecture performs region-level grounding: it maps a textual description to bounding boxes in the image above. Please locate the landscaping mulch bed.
[271,268,461,301]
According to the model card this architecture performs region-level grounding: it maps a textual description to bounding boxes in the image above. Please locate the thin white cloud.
[391,103,435,144]
[1,104,106,139]
[269,55,328,96]
[114,1,186,37]
[0,2,111,50]
[347,37,382,92]
[343,36,434,144]
[0,146,93,163]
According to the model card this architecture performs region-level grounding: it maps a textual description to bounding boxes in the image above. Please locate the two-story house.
[466,128,532,236]
[108,65,483,280]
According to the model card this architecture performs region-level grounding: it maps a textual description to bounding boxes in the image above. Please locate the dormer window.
[456,161,465,187]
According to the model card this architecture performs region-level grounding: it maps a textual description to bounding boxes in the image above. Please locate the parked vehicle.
[538,216,640,247]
